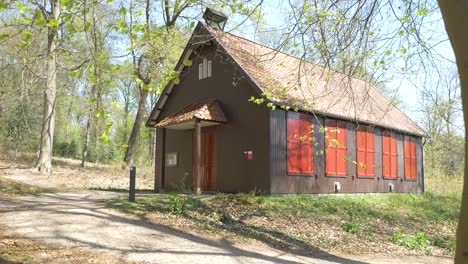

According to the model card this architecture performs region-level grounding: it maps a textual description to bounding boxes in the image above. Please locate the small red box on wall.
[244,151,253,160]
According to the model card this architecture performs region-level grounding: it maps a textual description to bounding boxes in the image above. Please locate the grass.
[425,173,463,198]
[107,192,460,256]
[0,176,56,197]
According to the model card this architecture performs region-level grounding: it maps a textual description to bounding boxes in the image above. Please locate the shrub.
[169,193,187,215]
[343,220,364,235]
[392,230,430,251]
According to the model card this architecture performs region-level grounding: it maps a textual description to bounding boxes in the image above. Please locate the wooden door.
[193,127,217,191]
[203,127,217,191]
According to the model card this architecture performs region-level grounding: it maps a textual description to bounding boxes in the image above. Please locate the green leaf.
[0,34,9,41]
[417,8,429,16]
[98,53,108,60]
[174,77,180,84]
[21,17,32,24]
[118,7,127,17]
[398,30,405,36]
[70,70,79,77]
[22,30,32,39]
[46,19,59,28]
[36,10,45,25]
[182,59,192,66]
[16,3,29,14]
[84,22,92,31]
[0,3,8,10]
[98,134,111,144]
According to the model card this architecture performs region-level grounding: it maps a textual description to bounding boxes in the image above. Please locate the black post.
[129,166,136,202]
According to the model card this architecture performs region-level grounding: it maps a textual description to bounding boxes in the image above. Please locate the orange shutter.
[410,140,417,179]
[366,128,375,176]
[300,115,314,174]
[357,128,367,176]
[326,119,347,176]
[357,127,375,177]
[287,112,313,174]
[404,137,417,180]
[383,133,391,177]
[390,136,398,178]
[383,132,398,178]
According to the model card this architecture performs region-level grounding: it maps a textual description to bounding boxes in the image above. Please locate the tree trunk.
[81,115,91,167]
[437,1,468,263]
[124,87,149,166]
[35,0,61,173]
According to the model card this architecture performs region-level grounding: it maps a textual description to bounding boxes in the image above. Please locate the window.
[198,59,212,80]
[405,137,417,180]
[325,119,347,176]
[383,131,398,178]
[357,126,375,177]
[287,112,314,175]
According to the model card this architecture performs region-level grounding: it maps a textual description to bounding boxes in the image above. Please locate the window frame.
[287,112,314,176]
[356,125,376,178]
[325,118,348,177]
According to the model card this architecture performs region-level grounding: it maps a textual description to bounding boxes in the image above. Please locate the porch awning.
[155,99,227,130]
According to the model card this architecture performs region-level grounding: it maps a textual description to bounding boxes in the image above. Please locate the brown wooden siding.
[155,43,270,193]
[269,109,424,194]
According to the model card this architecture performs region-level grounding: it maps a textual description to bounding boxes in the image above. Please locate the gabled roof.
[148,22,426,137]
[155,99,227,128]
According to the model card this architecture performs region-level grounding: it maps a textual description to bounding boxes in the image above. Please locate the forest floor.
[0,158,457,264]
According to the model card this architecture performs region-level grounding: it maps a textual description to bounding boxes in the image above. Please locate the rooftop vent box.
[203,7,228,31]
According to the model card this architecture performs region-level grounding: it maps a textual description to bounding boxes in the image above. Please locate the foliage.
[343,219,364,235]
[169,193,188,215]
[392,230,430,251]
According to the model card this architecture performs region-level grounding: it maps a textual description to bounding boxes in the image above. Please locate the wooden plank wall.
[269,109,424,194]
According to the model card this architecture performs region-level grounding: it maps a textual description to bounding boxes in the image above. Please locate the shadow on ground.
[0,192,368,264]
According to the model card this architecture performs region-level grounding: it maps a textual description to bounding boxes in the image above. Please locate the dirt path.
[0,170,454,264]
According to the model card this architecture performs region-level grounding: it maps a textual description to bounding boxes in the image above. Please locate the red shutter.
[390,136,398,178]
[326,119,337,175]
[383,132,398,178]
[336,121,347,176]
[288,113,301,174]
[300,115,314,174]
[410,140,417,179]
[404,139,412,179]
[357,127,375,177]
[287,112,313,175]
[357,128,367,176]
[366,128,375,176]
[383,133,391,177]
[326,119,347,176]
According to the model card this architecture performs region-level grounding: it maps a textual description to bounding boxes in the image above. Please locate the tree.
[437,2,468,262]
[34,0,62,173]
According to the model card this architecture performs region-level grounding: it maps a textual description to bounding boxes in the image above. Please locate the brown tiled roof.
[155,99,227,127]
[206,25,426,136]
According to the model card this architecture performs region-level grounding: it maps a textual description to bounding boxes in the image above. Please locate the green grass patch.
[0,176,56,197]
[107,192,460,256]
[0,249,34,263]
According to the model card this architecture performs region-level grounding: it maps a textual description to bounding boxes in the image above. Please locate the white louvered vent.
[199,59,212,80]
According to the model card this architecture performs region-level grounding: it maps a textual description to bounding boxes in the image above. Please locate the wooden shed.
[146,11,426,194]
